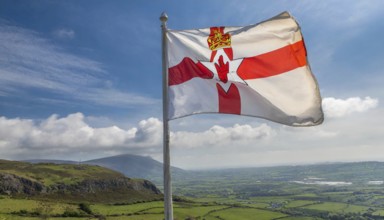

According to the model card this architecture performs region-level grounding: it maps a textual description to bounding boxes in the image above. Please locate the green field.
[2,161,384,219]
[206,207,288,220]
[1,191,384,220]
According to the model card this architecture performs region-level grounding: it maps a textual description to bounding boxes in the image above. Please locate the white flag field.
[166,12,324,126]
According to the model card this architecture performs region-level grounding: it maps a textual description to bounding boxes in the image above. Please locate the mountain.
[85,154,185,184]
[25,154,185,184]
[24,159,78,164]
[0,159,162,203]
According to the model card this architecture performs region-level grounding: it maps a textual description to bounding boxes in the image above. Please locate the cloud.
[171,123,274,149]
[0,113,274,161]
[0,21,157,108]
[0,113,166,160]
[53,28,75,39]
[0,113,163,160]
[134,117,163,145]
[322,96,378,118]
[80,88,159,106]
[0,97,383,169]
[0,95,381,168]
[2,113,94,149]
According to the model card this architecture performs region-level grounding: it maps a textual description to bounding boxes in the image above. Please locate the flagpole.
[160,12,173,220]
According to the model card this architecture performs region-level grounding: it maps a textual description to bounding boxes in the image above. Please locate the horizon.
[4,153,384,171]
[1,1,383,169]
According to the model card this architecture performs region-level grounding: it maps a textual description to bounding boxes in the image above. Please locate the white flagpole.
[160,12,173,220]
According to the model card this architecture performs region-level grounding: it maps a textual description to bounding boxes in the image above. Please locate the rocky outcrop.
[46,177,161,195]
[0,172,161,201]
[0,173,44,195]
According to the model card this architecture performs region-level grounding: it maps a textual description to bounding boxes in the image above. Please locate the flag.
[166,12,324,126]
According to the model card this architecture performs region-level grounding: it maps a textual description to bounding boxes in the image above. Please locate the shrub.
[79,202,93,214]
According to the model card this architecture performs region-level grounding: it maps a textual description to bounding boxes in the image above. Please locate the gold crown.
[207,27,231,51]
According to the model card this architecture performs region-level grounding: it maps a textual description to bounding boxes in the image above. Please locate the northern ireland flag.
[166,12,324,126]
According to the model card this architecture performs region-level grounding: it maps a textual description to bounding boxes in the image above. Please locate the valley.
[1,156,384,219]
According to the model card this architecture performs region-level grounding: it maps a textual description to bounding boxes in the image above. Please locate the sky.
[0,0,383,169]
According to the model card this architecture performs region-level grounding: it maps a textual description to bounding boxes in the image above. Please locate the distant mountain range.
[24,154,384,187]
[24,154,185,184]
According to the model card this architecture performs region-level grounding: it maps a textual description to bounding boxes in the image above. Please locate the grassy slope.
[0,159,162,203]
[0,159,121,186]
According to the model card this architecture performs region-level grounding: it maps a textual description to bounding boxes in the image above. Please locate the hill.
[26,154,185,184]
[24,159,78,164]
[85,154,185,184]
[0,159,162,203]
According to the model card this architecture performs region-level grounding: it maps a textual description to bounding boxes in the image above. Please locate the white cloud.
[171,123,274,149]
[0,21,157,107]
[0,113,274,161]
[0,113,162,160]
[169,106,384,169]
[134,117,163,145]
[53,28,75,39]
[80,88,159,106]
[322,96,378,118]
[0,95,382,168]
[168,96,383,169]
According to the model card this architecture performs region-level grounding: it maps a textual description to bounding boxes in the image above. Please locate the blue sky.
[0,0,383,169]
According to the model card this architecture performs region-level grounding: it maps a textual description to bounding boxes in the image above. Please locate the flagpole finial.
[160,12,168,23]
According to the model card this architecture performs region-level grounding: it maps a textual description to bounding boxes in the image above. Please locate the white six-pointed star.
[200,49,246,92]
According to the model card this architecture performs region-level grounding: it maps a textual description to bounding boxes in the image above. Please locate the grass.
[285,200,319,208]
[107,214,164,220]
[0,198,40,213]
[172,204,230,219]
[279,217,320,220]
[93,201,230,219]
[0,213,38,220]
[91,201,164,215]
[303,202,368,213]
[0,194,382,219]
[0,198,78,215]
[0,198,89,220]
[373,209,384,216]
[292,193,319,198]
[207,207,288,220]
[0,160,162,204]
[3,160,384,219]
[0,160,122,186]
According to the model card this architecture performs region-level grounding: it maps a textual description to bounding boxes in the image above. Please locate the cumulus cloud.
[0,95,382,168]
[0,113,163,159]
[0,113,275,161]
[322,96,378,118]
[171,123,274,149]
[134,117,163,145]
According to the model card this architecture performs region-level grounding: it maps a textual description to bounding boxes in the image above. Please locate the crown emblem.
[207,27,231,51]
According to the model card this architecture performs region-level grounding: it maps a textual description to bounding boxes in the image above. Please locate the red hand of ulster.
[214,55,229,83]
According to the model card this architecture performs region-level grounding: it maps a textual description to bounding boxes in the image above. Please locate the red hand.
[214,55,229,83]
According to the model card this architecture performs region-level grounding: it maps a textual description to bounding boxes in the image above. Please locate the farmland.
[2,161,384,219]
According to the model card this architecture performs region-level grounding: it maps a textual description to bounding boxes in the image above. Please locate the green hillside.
[0,159,162,204]
[2,160,384,219]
